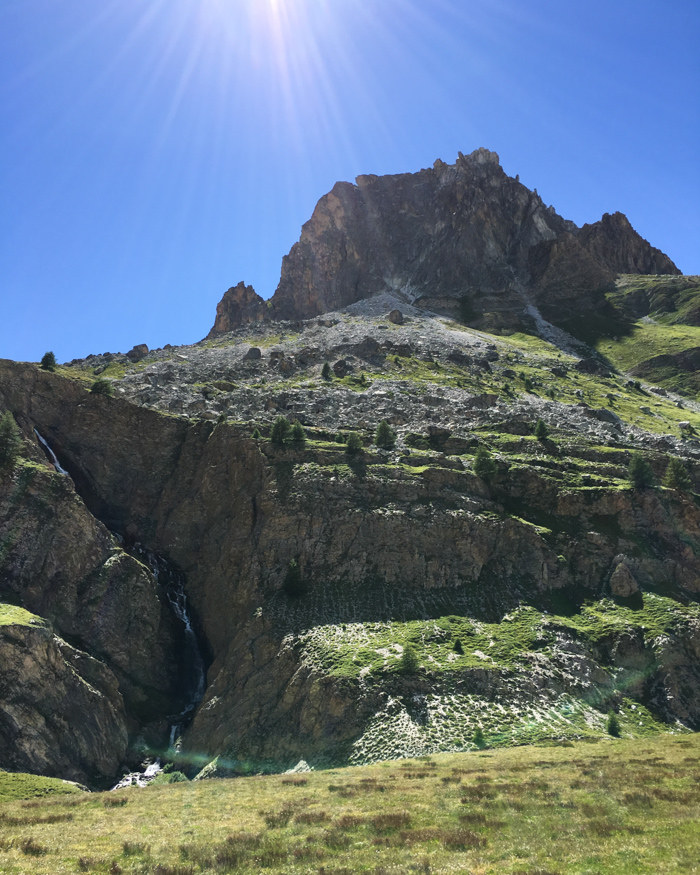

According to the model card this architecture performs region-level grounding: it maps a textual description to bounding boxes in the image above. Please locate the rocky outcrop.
[0,452,182,723]
[578,212,680,276]
[207,282,268,337]
[0,621,128,784]
[207,150,678,336]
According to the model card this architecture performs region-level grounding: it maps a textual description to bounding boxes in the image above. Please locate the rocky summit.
[1,149,700,788]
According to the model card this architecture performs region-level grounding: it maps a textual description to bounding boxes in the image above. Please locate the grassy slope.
[0,603,46,628]
[0,734,698,874]
[0,773,81,805]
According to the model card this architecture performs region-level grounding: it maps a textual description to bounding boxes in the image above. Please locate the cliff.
[208,149,678,336]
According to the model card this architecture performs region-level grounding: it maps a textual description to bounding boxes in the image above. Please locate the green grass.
[0,772,82,804]
[0,603,46,628]
[1,734,699,873]
[596,322,700,373]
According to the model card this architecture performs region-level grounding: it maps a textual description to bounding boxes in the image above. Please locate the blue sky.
[2,0,698,362]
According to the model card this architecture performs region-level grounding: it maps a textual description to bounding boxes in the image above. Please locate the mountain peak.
[208,152,678,338]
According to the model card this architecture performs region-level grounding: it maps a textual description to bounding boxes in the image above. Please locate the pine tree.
[0,411,22,471]
[534,418,549,440]
[628,453,654,489]
[346,432,363,454]
[606,710,621,737]
[40,351,56,372]
[90,378,113,396]
[251,427,261,440]
[664,456,692,491]
[453,639,464,655]
[270,415,291,445]
[398,644,419,674]
[473,446,497,481]
[321,362,332,381]
[291,421,306,444]
[375,419,396,449]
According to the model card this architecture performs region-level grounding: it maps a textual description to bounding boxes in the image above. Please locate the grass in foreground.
[0,734,698,874]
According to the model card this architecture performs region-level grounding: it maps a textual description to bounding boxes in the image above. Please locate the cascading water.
[134,546,207,746]
[110,547,206,789]
[34,429,70,475]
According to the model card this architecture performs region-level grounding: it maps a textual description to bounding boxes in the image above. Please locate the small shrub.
[109,862,123,874]
[40,351,56,371]
[217,413,226,424]
[453,639,464,655]
[371,812,411,831]
[251,427,261,440]
[20,837,47,856]
[153,866,195,875]
[375,419,396,449]
[664,456,692,491]
[606,710,621,737]
[398,644,419,675]
[473,447,496,481]
[473,727,486,748]
[346,432,363,454]
[90,378,114,396]
[523,377,534,392]
[294,811,329,825]
[103,796,128,808]
[263,807,295,828]
[291,421,306,444]
[270,415,291,445]
[123,841,150,856]
[0,411,22,471]
[283,558,307,597]
[151,770,188,785]
[534,418,549,440]
[628,453,654,489]
[322,362,332,381]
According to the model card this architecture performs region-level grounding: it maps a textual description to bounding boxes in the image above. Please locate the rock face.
[0,450,182,723]
[0,621,128,784]
[207,282,268,337]
[3,350,700,777]
[207,149,678,335]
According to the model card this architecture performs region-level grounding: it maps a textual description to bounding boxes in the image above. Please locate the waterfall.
[34,429,70,475]
[134,546,207,746]
[110,548,206,790]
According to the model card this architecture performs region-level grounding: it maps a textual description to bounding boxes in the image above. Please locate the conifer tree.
[40,351,57,372]
[473,446,496,481]
[291,421,306,444]
[534,418,549,440]
[375,419,396,449]
[628,453,654,489]
[270,415,292,445]
[346,432,363,454]
[664,456,692,491]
